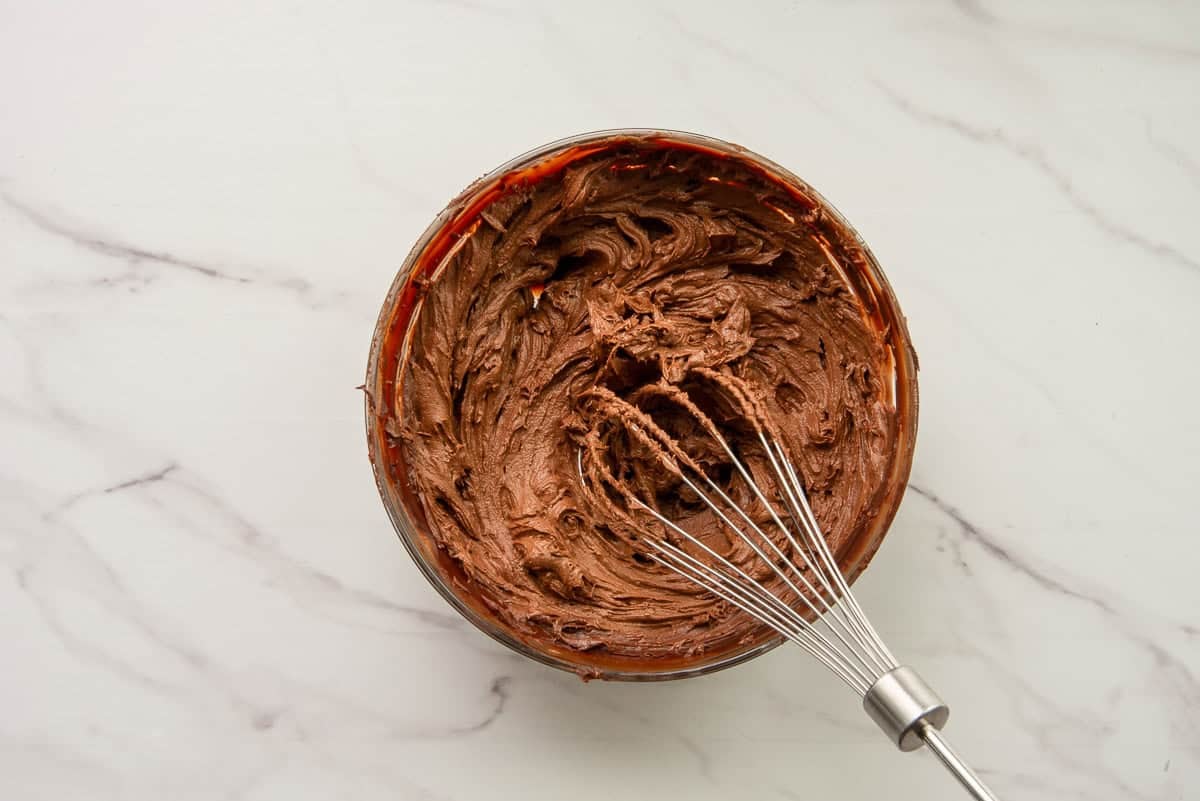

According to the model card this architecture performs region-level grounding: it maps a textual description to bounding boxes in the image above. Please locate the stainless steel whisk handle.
[864,667,999,801]
[921,726,1000,801]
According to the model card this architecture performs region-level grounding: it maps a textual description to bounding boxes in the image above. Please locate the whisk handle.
[919,723,1000,801]
[863,667,1000,800]
[863,666,948,750]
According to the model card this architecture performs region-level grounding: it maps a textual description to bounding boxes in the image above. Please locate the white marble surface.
[2,1,1198,799]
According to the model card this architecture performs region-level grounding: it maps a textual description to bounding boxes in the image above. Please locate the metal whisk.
[577,383,1000,801]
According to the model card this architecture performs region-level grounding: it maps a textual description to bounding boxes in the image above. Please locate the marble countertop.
[3,2,1198,799]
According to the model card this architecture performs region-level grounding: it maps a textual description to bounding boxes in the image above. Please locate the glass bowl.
[364,129,918,681]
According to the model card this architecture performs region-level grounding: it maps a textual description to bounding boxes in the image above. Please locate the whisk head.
[574,369,899,695]
[573,369,902,695]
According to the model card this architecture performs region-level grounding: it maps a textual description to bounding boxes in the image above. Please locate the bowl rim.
[364,128,919,681]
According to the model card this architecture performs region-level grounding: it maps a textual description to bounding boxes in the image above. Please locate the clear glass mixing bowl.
[365,129,919,680]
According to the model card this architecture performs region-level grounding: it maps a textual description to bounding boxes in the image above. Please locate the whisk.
[577,382,1000,801]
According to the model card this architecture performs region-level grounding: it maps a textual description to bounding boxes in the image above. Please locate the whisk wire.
[682,423,893,680]
[762,435,899,672]
[612,411,894,686]
[772,438,900,669]
[633,492,876,691]
[674,472,886,682]
[641,532,871,692]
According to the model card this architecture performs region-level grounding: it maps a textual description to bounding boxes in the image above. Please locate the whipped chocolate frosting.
[392,141,903,667]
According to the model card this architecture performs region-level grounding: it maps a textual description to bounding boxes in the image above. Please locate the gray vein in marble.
[908,484,1200,760]
[12,465,496,743]
[900,272,1184,508]
[908,485,1117,616]
[1145,118,1200,193]
[250,709,281,731]
[0,314,103,431]
[1040,27,1200,63]
[459,676,511,734]
[676,734,714,782]
[943,2,1200,62]
[532,672,720,776]
[0,189,336,303]
[301,23,441,211]
[1,190,250,283]
[951,0,997,24]
[12,484,213,695]
[958,642,1157,801]
[912,484,1198,644]
[389,675,512,740]
[524,5,647,123]
[657,8,844,124]
[874,81,1200,274]
[101,463,179,494]
[14,561,178,693]
[72,461,468,632]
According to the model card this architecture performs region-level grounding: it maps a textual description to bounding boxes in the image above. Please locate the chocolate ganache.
[385,137,913,671]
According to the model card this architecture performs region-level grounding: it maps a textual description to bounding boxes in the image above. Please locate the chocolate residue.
[393,142,902,665]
